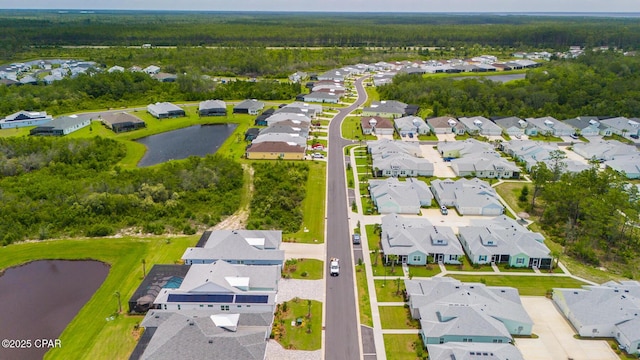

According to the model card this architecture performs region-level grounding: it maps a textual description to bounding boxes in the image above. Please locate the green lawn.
[0,126,33,137]
[375,279,406,302]
[286,161,327,243]
[341,115,376,141]
[0,235,198,360]
[272,298,322,350]
[365,224,380,251]
[384,334,426,360]
[282,258,324,280]
[355,265,373,327]
[355,155,370,167]
[407,265,441,277]
[445,275,588,296]
[379,306,420,329]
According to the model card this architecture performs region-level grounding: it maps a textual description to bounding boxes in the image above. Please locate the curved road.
[324,77,368,360]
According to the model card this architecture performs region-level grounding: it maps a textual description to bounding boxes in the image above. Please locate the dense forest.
[0,70,301,115]
[528,162,640,277]
[1,11,639,56]
[247,162,309,233]
[378,51,640,119]
[0,137,244,244]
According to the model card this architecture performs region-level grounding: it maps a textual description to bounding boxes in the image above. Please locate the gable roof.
[234,99,265,111]
[245,141,306,154]
[381,214,463,257]
[427,342,524,360]
[182,230,284,263]
[199,100,227,111]
[361,116,394,130]
[369,178,433,213]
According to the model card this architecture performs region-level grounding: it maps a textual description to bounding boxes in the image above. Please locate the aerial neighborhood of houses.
[3,48,640,359]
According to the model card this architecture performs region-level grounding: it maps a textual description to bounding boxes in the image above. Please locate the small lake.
[0,260,109,360]
[136,124,237,167]
[453,73,526,83]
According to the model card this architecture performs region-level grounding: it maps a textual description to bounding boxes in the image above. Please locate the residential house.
[198,100,227,117]
[362,100,407,119]
[368,178,433,214]
[302,91,340,103]
[493,117,537,137]
[426,343,524,360]
[437,139,494,159]
[264,113,312,127]
[19,75,38,85]
[143,65,161,75]
[254,108,275,126]
[502,140,590,173]
[258,123,309,138]
[605,154,640,179]
[526,116,575,137]
[368,139,422,158]
[100,112,146,133]
[317,68,349,81]
[458,216,552,269]
[430,178,504,216]
[29,115,91,136]
[153,260,279,312]
[458,116,503,136]
[107,65,124,73]
[572,140,637,162]
[288,71,307,83]
[147,102,185,119]
[380,214,464,265]
[234,99,265,115]
[553,281,640,355]
[372,153,434,177]
[251,133,306,148]
[131,310,273,360]
[563,116,607,137]
[406,277,533,347]
[0,110,53,129]
[394,116,430,136]
[276,102,322,118]
[245,141,305,160]
[426,116,466,135]
[361,116,394,136]
[599,117,640,138]
[181,230,284,266]
[450,156,520,179]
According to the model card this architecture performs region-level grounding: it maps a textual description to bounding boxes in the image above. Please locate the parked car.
[312,143,324,150]
[570,133,579,139]
[311,153,324,159]
[330,258,340,276]
[440,206,448,215]
[631,134,639,139]
[352,233,361,245]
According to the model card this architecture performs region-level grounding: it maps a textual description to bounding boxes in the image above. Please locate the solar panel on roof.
[167,294,233,303]
[235,295,269,304]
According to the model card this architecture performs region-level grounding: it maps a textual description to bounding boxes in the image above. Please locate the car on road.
[352,233,361,245]
[311,153,325,159]
[570,133,579,140]
[440,206,448,215]
[330,258,340,276]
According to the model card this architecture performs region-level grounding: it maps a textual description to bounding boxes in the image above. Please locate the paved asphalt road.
[324,77,368,360]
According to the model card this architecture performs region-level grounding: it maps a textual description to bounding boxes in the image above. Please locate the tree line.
[0,136,244,244]
[378,51,640,119]
[528,162,640,277]
[1,11,640,56]
[0,70,300,116]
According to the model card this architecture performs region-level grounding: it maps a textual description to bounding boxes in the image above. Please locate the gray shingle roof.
[182,230,284,264]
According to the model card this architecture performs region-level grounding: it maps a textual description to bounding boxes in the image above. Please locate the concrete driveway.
[558,145,590,165]
[517,297,618,360]
[420,144,456,178]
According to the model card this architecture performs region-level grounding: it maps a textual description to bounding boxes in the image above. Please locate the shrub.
[86,224,115,237]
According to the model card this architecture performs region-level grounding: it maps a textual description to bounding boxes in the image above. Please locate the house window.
[221,305,229,311]
[177,305,181,310]
[449,255,456,260]
[439,338,445,344]
[199,305,204,308]
[516,258,525,264]
[400,170,406,175]
[208,305,213,308]
[163,304,167,310]
[479,256,487,262]
[489,172,495,176]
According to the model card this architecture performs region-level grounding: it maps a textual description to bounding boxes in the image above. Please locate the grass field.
[445,275,588,296]
[282,258,324,280]
[374,279,406,302]
[0,235,198,360]
[379,306,419,329]
[383,334,424,360]
[355,265,373,327]
[272,298,322,351]
[286,161,327,243]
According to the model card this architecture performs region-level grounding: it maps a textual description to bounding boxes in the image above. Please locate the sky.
[0,0,639,13]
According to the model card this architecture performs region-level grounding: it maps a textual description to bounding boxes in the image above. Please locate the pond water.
[136,124,238,167]
[0,260,110,360]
